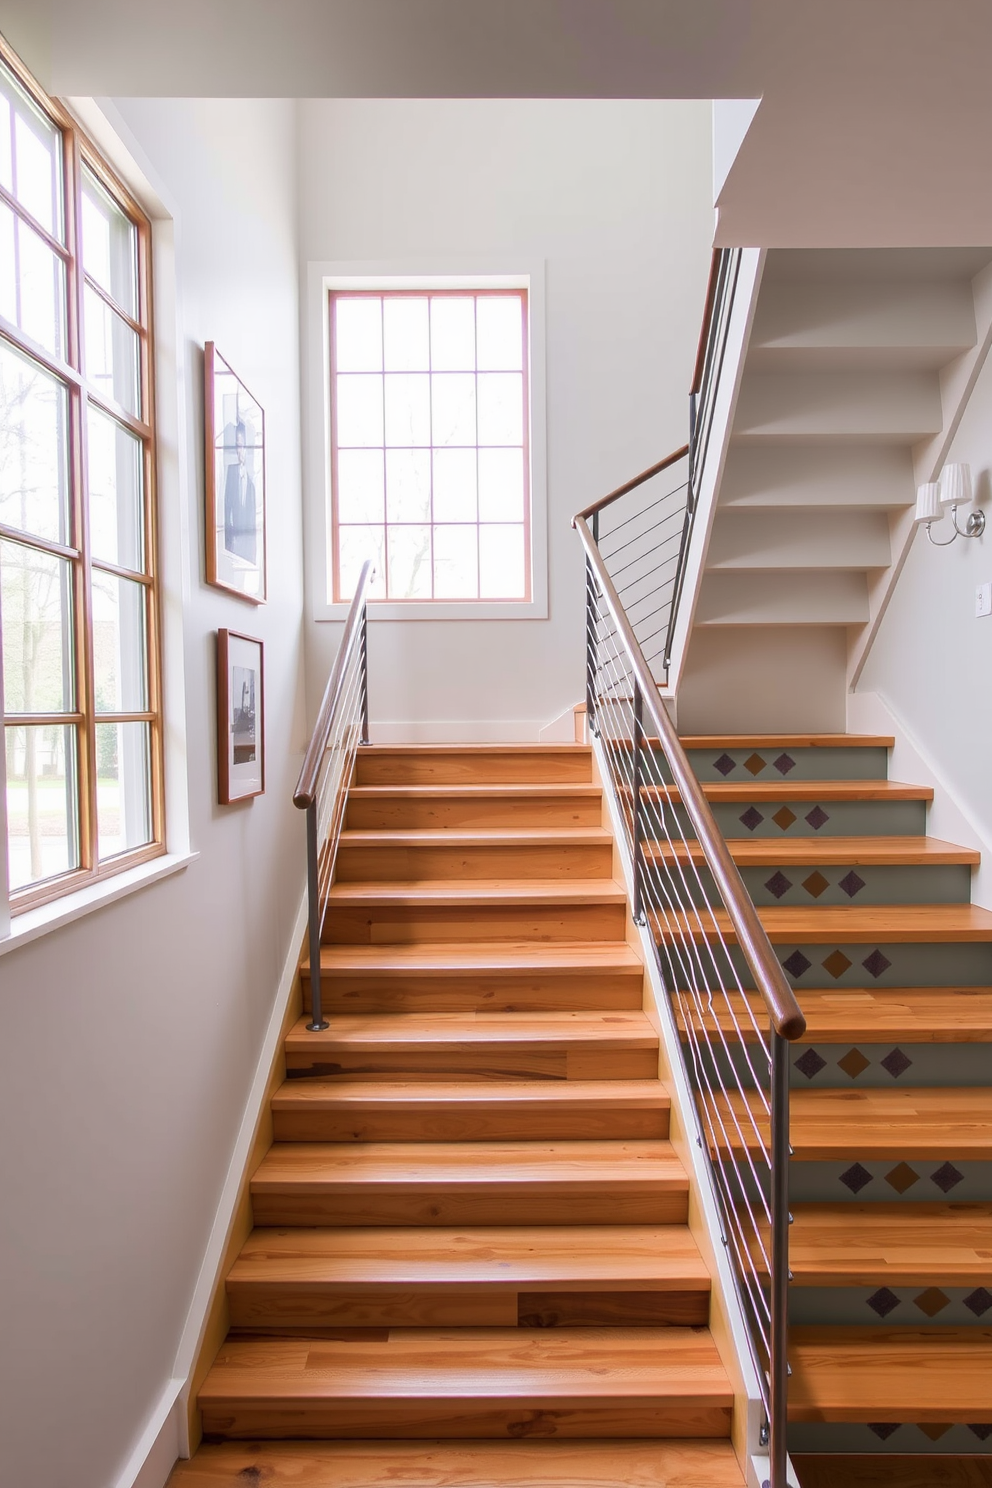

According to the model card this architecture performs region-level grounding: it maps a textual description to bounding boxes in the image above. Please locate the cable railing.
[293,560,373,1032]
[575,248,742,685]
[572,537,804,1488]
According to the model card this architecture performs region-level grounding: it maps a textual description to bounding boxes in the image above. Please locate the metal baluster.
[360,605,370,746]
[631,681,644,925]
[769,1029,791,1488]
[305,803,328,1032]
[585,557,598,738]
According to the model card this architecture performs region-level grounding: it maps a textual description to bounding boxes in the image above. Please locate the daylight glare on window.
[331,290,530,603]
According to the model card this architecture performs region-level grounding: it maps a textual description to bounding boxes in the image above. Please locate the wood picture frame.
[204,343,267,603]
[216,630,265,804]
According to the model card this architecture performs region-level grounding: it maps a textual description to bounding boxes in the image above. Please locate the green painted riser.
[692,1041,992,1091]
[682,863,973,908]
[681,746,891,783]
[791,1287,992,1327]
[788,1424,992,1454]
[668,800,928,839]
[789,1161,992,1204]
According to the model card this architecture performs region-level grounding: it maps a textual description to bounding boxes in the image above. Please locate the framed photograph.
[217,630,265,804]
[204,342,267,603]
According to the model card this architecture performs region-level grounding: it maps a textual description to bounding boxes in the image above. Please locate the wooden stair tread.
[678,734,894,749]
[713,1086,992,1159]
[230,1225,709,1287]
[662,902,992,942]
[677,987,992,1042]
[650,835,979,866]
[326,879,626,906]
[357,744,594,755]
[788,1203,992,1285]
[340,827,614,847]
[166,1439,746,1487]
[308,942,644,975]
[788,1326,992,1422]
[252,1140,686,1188]
[284,1011,658,1050]
[348,784,604,799]
[199,1327,734,1404]
[273,1079,669,1110]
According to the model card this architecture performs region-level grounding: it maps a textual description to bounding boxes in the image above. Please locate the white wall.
[855,348,992,905]
[0,98,307,1488]
[300,98,713,738]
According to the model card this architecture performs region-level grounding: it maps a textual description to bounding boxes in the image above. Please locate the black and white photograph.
[205,342,267,603]
[216,630,264,803]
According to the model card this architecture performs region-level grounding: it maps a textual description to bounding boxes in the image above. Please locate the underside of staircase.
[168,736,992,1487]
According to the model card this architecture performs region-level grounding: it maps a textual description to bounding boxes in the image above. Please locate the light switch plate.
[978,582,992,617]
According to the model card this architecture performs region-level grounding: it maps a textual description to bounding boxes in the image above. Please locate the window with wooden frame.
[0,45,163,914]
[329,288,531,603]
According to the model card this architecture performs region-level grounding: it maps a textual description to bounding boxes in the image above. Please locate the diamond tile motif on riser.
[792,1286,992,1326]
[788,1423,992,1456]
[688,863,974,907]
[683,746,892,782]
[670,800,928,838]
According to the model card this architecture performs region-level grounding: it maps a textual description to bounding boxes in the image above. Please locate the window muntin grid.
[330,289,531,603]
[0,44,163,910]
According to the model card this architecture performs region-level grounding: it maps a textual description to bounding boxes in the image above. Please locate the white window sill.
[315,598,548,622]
[0,851,199,958]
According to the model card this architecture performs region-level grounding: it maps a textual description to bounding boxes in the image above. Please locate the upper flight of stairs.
[170,744,744,1488]
[678,249,992,734]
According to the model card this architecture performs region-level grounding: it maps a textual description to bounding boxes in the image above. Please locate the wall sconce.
[915,463,985,546]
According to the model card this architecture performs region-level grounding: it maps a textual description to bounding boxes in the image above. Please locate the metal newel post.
[631,681,644,925]
[769,1029,791,1488]
[360,605,370,746]
[305,804,328,1032]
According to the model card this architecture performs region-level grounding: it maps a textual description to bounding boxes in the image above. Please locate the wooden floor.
[173,744,743,1486]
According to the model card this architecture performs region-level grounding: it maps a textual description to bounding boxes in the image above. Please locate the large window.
[330,289,530,603]
[0,46,162,913]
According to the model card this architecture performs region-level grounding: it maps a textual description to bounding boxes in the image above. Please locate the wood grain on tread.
[679,735,893,749]
[675,988,992,1043]
[270,1079,670,1142]
[307,942,644,976]
[709,1087,992,1160]
[336,842,615,882]
[198,1327,734,1439]
[345,785,604,830]
[325,902,626,947]
[658,903,992,944]
[792,1456,992,1488]
[787,1204,992,1286]
[648,836,979,867]
[354,746,592,785]
[788,1326,992,1422]
[340,828,614,847]
[250,1140,688,1226]
[227,1225,710,1329]
[166,1438,746,1487]
[325,880,627,907]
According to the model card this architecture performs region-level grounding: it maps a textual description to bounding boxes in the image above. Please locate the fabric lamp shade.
[914,482,941,523]
[940,462,973,508]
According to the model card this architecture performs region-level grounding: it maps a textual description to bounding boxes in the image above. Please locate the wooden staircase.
[168,744,745,1488]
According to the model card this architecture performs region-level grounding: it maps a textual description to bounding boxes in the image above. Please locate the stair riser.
[684,863,973,908]
[201,1401,730,1441]
[680,942,992,991]
[788,1162,992,1205]
[227,1286,710,1330]
[282,1048,658,1082]
[302,972,644,1014]
[681,800,928,838]
[695,1041,991,1091]
[683,746,890,782]
[354,752,592,787]
[335,844,614,882]
[323,903,627,946]
[788,1424,992,1456]
[345,797,603,830]
[271,1107,670,1142]
[250,1189,689,1227]
[791,1287,992,1328]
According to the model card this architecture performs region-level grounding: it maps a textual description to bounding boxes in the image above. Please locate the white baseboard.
[112,1378,182,1488]
[848,689,992,909]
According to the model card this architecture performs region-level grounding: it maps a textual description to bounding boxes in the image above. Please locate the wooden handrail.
[293,560,374,809]
[690,248,722,397]
[574,444,689,523]
[573,515,806,1043]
